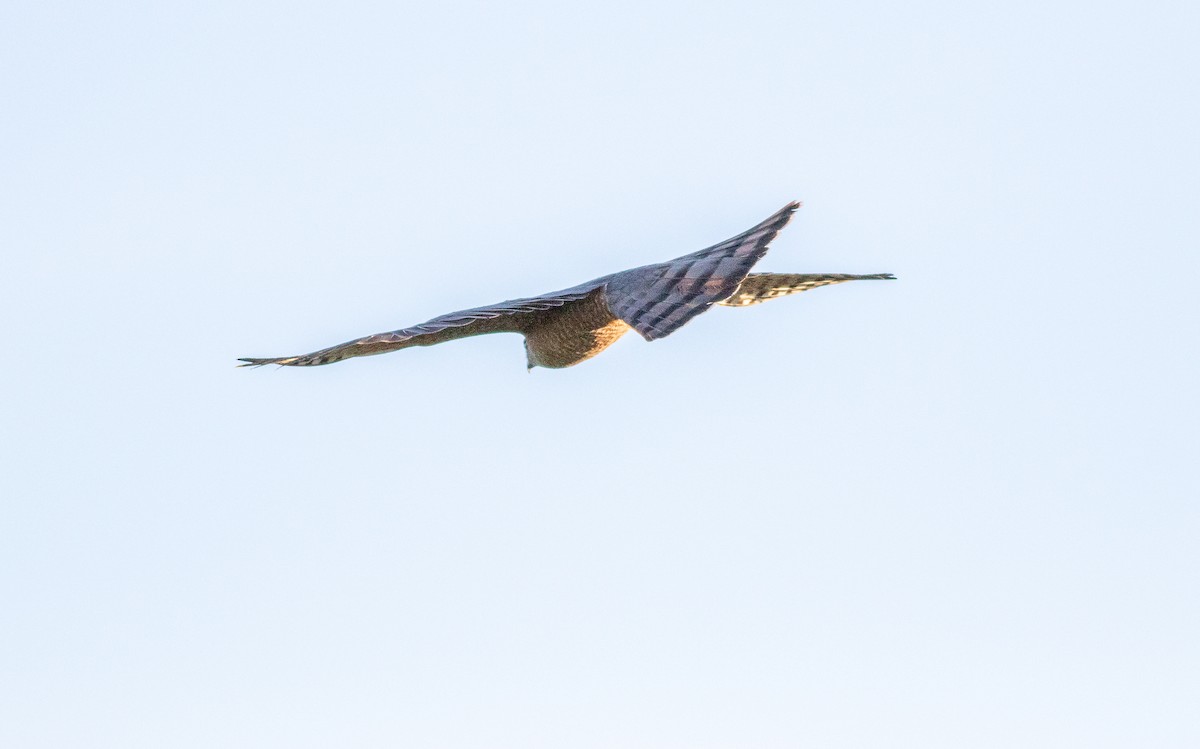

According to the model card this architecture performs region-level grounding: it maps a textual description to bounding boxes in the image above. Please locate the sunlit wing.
[719,273,896,307]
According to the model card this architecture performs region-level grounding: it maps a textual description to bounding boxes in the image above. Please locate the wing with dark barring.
[604,202,799,340]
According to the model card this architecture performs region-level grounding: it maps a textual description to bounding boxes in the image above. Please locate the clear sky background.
[2,1,1198,747]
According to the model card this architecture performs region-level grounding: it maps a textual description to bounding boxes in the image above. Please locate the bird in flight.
[239,201,894,371]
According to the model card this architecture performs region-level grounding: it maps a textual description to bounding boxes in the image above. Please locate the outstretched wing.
[604,201,799,340]
[238,285,599,367]
[719,273,896,307]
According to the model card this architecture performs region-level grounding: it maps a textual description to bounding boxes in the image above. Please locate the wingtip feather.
[237,357,287,368]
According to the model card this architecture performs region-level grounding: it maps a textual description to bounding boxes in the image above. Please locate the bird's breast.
[524,289,631,369]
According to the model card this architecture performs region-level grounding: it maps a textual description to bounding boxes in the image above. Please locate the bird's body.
[522,288,632,369]
[239,202,894,371]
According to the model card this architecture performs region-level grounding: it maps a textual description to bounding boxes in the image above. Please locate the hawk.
[239,202,894,371]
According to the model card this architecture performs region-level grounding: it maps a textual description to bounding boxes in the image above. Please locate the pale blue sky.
[2,1,1198,747]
